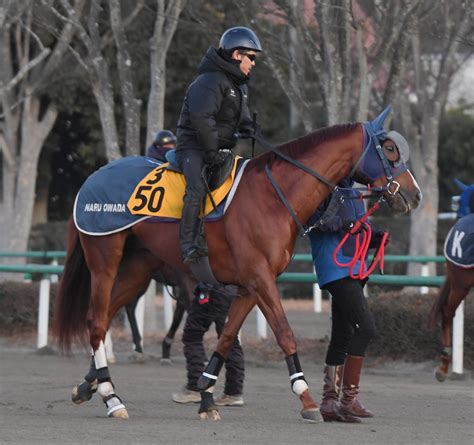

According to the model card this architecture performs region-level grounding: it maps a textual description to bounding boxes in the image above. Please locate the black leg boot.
[180,193,206,263]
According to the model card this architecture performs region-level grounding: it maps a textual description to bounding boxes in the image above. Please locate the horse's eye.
[385,145,396,152]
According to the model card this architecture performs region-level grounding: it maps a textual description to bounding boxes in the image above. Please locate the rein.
[250,129,388,236]
[332,200,389,279]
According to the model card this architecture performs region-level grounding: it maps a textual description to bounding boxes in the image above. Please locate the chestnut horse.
[55,108,421,421]
[429,214,474,381]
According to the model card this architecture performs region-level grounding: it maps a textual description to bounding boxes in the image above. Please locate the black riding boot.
[180,193,207,263]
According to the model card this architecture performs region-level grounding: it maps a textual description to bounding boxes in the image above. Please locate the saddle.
[165,149,235,191]
[127,151,241,219]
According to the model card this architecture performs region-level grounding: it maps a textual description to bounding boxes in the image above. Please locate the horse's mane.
[276,122,359,158]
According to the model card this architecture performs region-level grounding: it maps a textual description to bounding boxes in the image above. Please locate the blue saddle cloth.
[444,214,474,268]
[74,157,160,235]
[74,155,238,235]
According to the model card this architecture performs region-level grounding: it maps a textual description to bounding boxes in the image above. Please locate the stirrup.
[183,246,208,264]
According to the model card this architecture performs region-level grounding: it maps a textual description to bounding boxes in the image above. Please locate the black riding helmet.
[219,26,263,52]
[154,130,177,147]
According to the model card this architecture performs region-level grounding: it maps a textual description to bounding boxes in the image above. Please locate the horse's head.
[353,107,422,214]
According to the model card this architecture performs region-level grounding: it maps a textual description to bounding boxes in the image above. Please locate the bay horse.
[55,108,421,421]
[429,214,474,381]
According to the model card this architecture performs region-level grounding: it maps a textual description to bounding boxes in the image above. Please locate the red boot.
[320,365,360,423]
[339,355,374,418]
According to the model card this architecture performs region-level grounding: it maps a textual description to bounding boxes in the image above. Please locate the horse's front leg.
[197,293,257,421]
[86,248,129,418]
[253,277,322,423]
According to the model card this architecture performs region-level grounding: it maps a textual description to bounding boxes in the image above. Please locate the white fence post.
[313,267,322,313]
[420,264,429,295]
[452,301,464,375]
[256,307,267,339]
[135,293,145,341]
[50,259,59,283]
[163,285,174,331]
[37,278,50,349]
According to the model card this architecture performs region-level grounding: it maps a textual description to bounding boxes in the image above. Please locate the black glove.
[370,230,390,248]
[341,219,361,234]
[204,150,227,166]
[238,122,261,139]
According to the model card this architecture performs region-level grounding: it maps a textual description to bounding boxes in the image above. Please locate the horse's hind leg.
[435,287,469,382]
[162,275,195,363]
[125,298,144,355]
[161,291,186,363]
[82,233,129,418]
[72,355,97,404]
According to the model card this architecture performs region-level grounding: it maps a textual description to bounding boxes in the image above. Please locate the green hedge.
[368,290,474,368]
[0,281,58,332]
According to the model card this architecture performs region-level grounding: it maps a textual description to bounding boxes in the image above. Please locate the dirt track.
[1,331,473,445]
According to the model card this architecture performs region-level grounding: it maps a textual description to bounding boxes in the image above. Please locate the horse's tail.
[54,219,91,352]
[428,276,450,330]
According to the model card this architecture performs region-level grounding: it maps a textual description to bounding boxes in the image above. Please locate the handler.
[307,132,407,422]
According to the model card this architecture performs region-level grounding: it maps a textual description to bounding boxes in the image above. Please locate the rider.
[176,26,263,263]
[146,129,177,162]
[307,132,407,423]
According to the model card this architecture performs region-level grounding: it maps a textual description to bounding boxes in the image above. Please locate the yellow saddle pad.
[127,157,240,219]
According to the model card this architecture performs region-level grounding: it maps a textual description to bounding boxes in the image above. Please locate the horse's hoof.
[435,368,447,382]
[160,358,172,366]
[301,408,324,423]
[71,385,85,404]
[71,381,96,405]
[128,351,146,363]
[109,408,129,419]
[199,409,221,421]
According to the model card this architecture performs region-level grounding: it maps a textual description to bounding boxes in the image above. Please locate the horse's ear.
[454,178,467,191]
[370,106,392,131]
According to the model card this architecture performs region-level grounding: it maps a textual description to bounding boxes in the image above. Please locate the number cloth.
[444,214,474,268]
[127,157,239,218]
[74,156,241,236]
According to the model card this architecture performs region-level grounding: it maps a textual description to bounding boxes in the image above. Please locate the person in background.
[172,289,245,407]
[146,130,177,162]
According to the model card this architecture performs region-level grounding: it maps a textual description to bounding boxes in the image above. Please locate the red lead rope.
[332,201,389,280]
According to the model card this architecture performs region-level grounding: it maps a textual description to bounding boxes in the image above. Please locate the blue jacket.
[146,144,170,162]
[308,178,369,287]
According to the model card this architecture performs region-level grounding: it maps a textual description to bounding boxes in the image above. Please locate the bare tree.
[146,0,184,146]
[54,0,184,160]
[400,0,474,274]
[234,0,421,128]
[0,0,82,256]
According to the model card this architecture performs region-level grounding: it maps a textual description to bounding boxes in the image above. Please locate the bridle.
[252,123,408,236]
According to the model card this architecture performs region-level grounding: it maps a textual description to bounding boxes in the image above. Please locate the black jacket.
[176,47,253,161]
